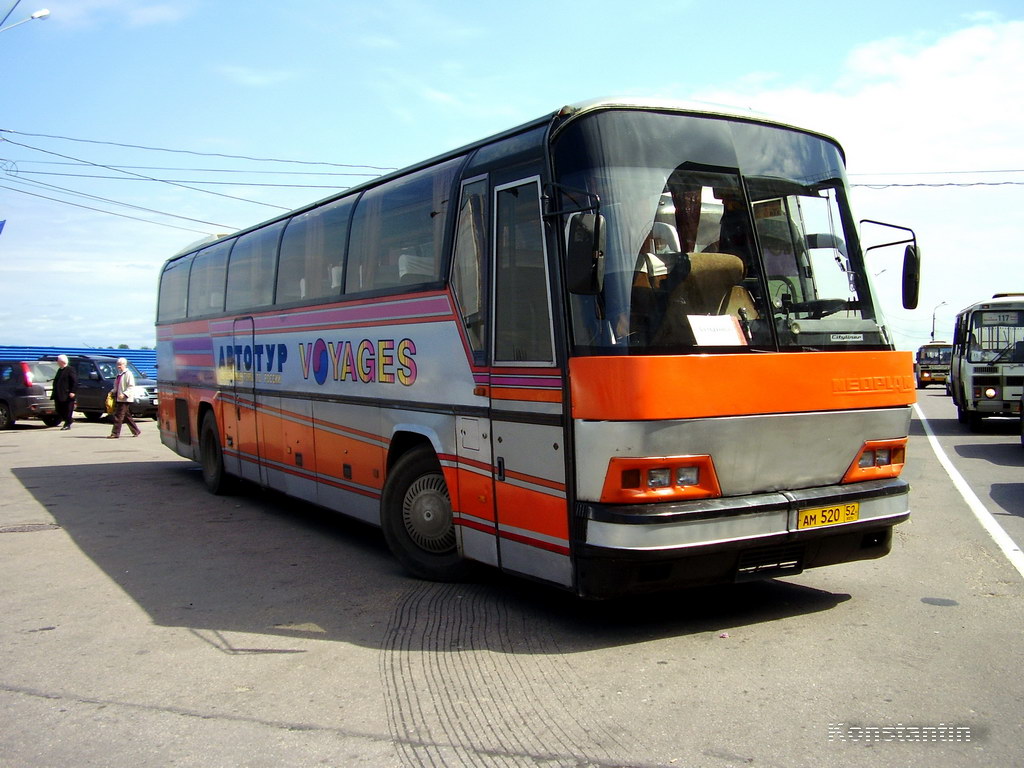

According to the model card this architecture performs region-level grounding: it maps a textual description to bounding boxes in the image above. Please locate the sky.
[1,0,1022,350]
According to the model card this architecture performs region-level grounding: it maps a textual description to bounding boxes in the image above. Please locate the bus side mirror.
[902,244,920,310]
[566,213,606,295]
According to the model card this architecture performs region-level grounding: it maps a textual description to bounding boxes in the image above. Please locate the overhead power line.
[1,135,291,210]
[0,183,218,235]
[0,127,398,172]
[10,170,348,189]
[852,181,1024,189]
[3,172,235,228]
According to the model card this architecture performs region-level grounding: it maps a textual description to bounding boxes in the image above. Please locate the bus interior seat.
[719,283,759,319]
[651,221,681,255]
[398,251,434,285]
[649,252,754,346]
[678,252,745,314]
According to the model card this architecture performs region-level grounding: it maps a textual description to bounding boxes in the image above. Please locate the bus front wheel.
[200,414,234,495]
[381,447,471,582]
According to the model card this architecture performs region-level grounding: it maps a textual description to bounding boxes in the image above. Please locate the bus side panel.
[256,393,284,482]
[451,415,499,568]
[491,420,571,588]
[314,400,387,516]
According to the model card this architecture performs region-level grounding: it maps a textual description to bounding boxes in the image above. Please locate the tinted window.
[226,221,285,311]
[451,178,488,362]
[157,256,191,322]
[494,180,553,363]
[29,362,57,383]
[277,197,354,304]
[346,157,461,293]
[188,241,231,317]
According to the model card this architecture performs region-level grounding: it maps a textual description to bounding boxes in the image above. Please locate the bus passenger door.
[450,176,499,567]
[488,177,572,589]
[231,317,261,484]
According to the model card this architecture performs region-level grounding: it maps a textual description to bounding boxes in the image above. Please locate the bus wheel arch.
[381,442,471,582]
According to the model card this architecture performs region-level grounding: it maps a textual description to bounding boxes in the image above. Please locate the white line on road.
[914,403,1024,580]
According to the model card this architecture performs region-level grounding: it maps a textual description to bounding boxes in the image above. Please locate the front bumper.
[574,478,909,598]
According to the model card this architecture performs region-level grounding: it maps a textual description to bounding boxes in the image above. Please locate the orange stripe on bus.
[495,483,569,541]
[490,387,563,403]
[570,351,915,420]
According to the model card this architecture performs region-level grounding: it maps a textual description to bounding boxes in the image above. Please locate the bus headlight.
[601,455,721,504]
[844,438,907,483]
[984,387,998,399]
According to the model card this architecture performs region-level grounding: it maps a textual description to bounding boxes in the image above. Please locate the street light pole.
[931,301,948,342]
[0,4,48,34]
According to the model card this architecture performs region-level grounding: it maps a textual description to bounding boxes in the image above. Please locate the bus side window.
[451,178,488,362]
[277,196,353,304]
[493,179,553,363]
[226,221,285,312]
[346,157,461,294]
[187,241,230,318]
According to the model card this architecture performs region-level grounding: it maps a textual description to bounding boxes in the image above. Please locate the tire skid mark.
[380,582,639,767]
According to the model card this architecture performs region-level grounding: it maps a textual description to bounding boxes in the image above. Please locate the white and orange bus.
[156,99,920,598]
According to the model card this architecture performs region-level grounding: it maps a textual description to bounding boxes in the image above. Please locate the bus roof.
[163,98,844,266]
[957,294,1024,314]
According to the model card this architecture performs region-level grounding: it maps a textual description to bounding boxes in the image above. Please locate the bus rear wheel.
[200,414,234,495]
[381,447,471,582]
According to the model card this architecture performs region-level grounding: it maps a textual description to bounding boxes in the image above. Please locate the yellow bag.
[105,391,115,415]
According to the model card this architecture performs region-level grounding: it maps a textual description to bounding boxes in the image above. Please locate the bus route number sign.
[796,502,860,530]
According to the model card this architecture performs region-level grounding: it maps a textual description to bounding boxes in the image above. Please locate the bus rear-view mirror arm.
[860,219,921,310]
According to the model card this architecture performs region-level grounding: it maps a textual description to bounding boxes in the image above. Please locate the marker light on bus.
[842,438,907,483]
[601,455,722,503]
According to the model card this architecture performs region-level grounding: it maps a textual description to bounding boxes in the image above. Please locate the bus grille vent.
[736,545,805,581]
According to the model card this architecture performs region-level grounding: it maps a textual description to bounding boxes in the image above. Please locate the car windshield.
[97,361,118,379]
[553,109,890,355]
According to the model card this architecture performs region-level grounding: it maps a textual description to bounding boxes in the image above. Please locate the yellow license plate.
[796,502,860,529]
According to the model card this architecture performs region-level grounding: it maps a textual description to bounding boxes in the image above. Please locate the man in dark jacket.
[51,354,78,430]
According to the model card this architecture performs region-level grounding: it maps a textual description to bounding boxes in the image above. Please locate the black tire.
[0,401,12,429]
[83,411,103,422]
[967,410,984,433]
[200,414,234,495]
[381,447,471,582]
[41,414,62,428]
[955,390,969,425]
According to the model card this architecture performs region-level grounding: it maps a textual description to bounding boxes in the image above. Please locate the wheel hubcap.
[402,473,454,553]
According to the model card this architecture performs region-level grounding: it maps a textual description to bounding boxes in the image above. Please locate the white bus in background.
[914,340,952,390]
[949,294,1024,438]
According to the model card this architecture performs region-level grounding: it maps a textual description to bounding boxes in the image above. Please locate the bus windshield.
[553,110,888,354]
[967,309,1024,363]
[917,344,952,365]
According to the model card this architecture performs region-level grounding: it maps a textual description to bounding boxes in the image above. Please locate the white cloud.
[41,0,193,27]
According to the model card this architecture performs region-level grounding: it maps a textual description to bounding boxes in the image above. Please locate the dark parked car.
[0,359,60,428]
[40,354,158,421]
